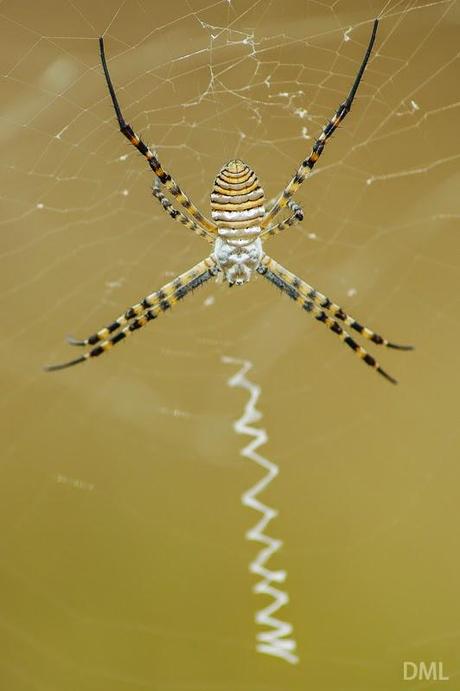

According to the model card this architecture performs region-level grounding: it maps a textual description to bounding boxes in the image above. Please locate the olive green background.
[1,0,459,689]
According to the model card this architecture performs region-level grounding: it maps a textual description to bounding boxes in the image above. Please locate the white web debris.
[56,474,95,491]
[396,98,421,116]
[294,108,308,119]
[105,279,124,289]
[158,406,191,418]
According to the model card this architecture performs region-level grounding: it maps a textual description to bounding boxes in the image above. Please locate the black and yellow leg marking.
[261,19,378,229]
[258,256,413,350]
[152,180,214,244]
[45,257,219,371]
[99,37,217,235]
[261,200,304,241]
[257,255,412,384]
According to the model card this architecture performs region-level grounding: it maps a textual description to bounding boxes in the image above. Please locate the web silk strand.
[223,356,299,665]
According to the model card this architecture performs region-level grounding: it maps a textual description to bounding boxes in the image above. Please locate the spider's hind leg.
[99,36,217,235]
[261,20,379,229]
[152,180,215,243]
[261,199,304,241]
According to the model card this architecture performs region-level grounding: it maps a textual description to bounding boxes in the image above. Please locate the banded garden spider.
[46,19,413,383]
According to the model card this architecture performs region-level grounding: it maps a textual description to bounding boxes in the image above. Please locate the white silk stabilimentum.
[223,356,299,665]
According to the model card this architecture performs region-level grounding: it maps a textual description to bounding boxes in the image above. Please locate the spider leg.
[152,180,214,244]
[260,200,304,241]
[257,254,412,384]
[45,257,219,371]
[258,255,413,349]
[261,19,378,228]
[99,37,217,235]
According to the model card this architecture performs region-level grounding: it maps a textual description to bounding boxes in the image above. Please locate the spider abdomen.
[211,159,265,285]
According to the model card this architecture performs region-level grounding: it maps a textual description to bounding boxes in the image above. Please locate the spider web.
[1,0,460,689]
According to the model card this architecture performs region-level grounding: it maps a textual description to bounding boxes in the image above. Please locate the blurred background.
[1,0,459,689]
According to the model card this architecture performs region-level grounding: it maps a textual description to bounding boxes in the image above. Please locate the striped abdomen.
[211,160,265,285]
[211,160,265,245]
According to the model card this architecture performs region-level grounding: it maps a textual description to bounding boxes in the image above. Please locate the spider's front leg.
[45,257,219,371]
[257,254,413,384]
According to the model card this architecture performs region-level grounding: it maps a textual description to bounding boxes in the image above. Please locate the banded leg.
[152,180,214,244]
[261,19,378,228]
[45,257,219,371]
[258,255,412,350]
[257,254,412,384]
[99,37,217,235]
[261,200,304,241]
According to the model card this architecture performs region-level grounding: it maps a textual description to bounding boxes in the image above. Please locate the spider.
[46,19,413,382]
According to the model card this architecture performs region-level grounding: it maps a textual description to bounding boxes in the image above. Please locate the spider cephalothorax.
[46,20,413,383]
[212,160,265,285]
